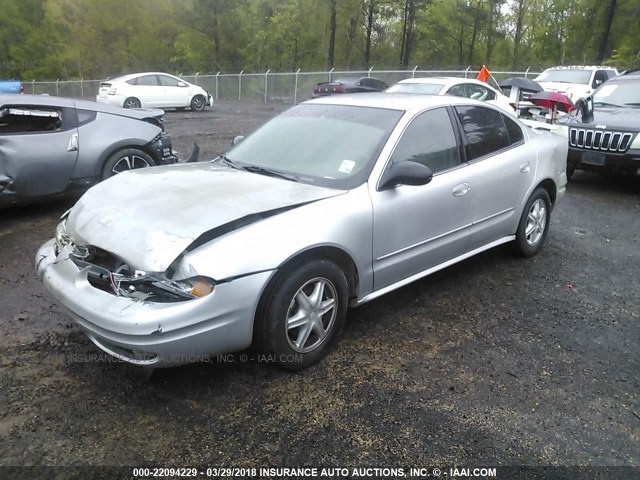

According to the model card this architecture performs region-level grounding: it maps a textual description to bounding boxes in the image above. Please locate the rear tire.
[123,97,141,109]
[190,95,206,112]
[514,187,551,257]
[255,259,348,370]
[102,148,155,180]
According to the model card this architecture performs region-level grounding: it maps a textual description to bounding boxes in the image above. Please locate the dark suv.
[566,70,640,179]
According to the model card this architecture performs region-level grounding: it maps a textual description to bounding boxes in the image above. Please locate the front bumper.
[36,239,272,367]
[568,148,640,175]
[150,132,177,165]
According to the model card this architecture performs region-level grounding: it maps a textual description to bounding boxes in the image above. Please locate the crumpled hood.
[66,163,343,272]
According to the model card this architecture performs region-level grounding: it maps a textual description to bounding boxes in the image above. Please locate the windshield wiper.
[242,165,298,182]
[216,154,243,170]
[593,101,621,108]
[624,102,640,107]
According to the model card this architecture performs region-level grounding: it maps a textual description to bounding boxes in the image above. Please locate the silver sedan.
[36,94,568,370]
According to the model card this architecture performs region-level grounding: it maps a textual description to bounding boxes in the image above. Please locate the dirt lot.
[0,101,638,473]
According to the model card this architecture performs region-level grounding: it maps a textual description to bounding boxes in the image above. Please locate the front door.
[370,107,472,291]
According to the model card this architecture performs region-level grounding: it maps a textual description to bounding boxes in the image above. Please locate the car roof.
[395,76,488,87]
[0,93,76,108]
[543,65,617,71]
[0,94,164,120]
[305,92,492,114]
[107,72,181,82]
[608,72,640,83]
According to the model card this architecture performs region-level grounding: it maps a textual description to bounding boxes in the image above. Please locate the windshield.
[225,104,403,189]
[535,69,591,84]
[593,81,640,107]
[386,82,444,95]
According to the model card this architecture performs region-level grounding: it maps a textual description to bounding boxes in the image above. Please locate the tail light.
[332,85,346,93]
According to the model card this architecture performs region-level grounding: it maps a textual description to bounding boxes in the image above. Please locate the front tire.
[102,148,155,179]
[255,259,349,370]
[514,187,551,257]
[190,94,206,112]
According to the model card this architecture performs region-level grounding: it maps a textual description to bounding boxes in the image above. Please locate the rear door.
[157,74,190,107]
[132,75,161,107]
[453,105,534,248]
[0,104,78,199]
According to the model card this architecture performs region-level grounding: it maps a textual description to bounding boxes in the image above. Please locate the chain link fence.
[23,68,541,103]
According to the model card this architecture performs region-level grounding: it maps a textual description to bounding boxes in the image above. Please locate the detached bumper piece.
[149,132,177,165]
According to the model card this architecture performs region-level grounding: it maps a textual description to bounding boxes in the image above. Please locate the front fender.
[174,184,374,297]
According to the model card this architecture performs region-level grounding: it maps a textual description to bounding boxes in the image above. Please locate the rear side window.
[455,106,510,160]
[390,107,460,173]
[158,75,181,87]
[0,107,63,134]
[132,75,158,86]
[504,116,524,145]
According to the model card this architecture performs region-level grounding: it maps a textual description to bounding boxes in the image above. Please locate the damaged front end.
[53,219,212,303]
[37,216,271,367]
[148,132,177,166]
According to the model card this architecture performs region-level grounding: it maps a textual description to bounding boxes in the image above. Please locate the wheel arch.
[267,245,359,301]
[252,245,358,327]
[536,178,557,207]
[251,244,359,352]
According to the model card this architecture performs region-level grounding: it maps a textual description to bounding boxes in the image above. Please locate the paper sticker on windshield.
[338,160,355,174]
[597,85,617,97]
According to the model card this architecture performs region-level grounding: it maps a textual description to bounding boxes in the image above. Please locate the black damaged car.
[567,70,640,179]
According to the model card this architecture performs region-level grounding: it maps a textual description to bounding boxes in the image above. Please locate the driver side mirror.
[379,161,433,191]
[177,81,187,87]
[593,79,603,88]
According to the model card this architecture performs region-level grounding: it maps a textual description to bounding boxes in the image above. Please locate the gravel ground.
[0,101,638,474]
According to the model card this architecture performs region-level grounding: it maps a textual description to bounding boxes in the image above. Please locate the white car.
[534,66,618,102]
[386,77,515,115]
[97,72,213,111]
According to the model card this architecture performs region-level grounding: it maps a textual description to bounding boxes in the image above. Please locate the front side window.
[226,104,403,190]
[389,107,460,173]
[455,106,510,160]
[447,84,467,98]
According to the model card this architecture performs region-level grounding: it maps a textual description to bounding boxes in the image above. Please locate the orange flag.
[476,65,490,82]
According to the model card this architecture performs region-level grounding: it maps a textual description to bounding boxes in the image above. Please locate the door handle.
[452,183,470,197]
[520,161,531,173]
[67,133,79,152]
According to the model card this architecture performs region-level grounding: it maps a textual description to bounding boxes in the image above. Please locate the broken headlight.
[54,219,74,255]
